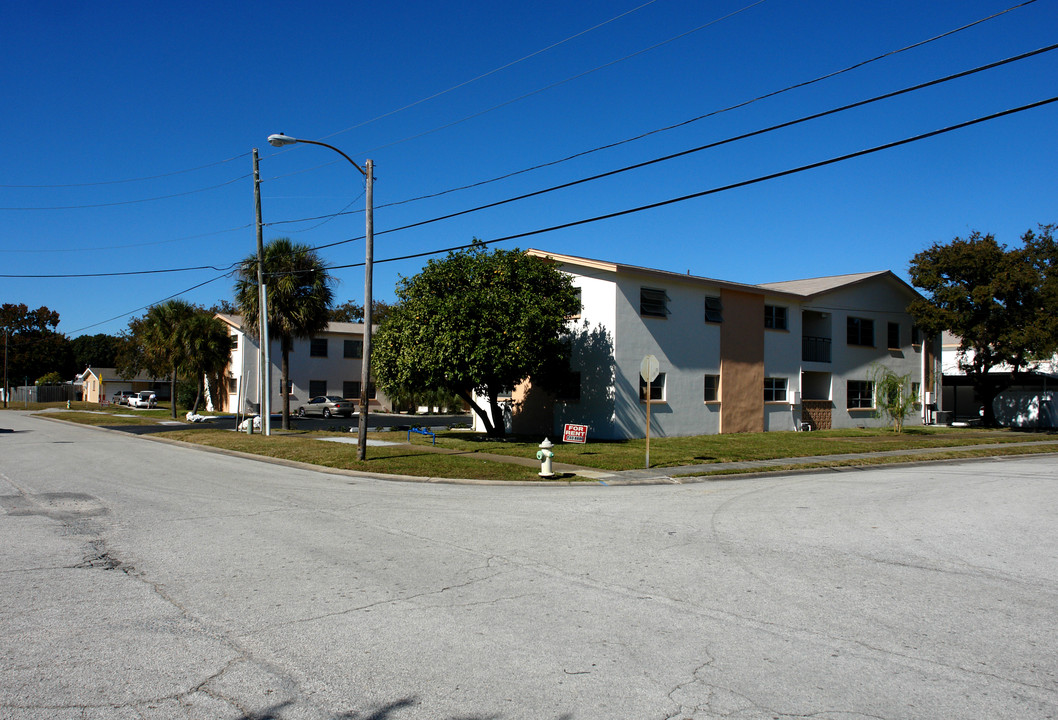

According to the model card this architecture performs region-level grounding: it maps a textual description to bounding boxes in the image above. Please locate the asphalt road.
[1,411,1056,719]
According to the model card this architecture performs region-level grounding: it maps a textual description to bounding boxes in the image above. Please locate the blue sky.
[3,0,1056,338]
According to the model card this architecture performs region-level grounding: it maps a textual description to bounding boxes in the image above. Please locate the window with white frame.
[847,380,874,408]
[764,377,787,402]
[639,372,666,401]
[704,374,720,402]
[764,305,787,330]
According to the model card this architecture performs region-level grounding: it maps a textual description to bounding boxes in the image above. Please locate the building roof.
[215,313,369,335]
[527,249,920,301]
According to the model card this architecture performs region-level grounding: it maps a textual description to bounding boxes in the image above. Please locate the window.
[227,377,237,394]
[911,325,922,347]
[887,322,900,350]
[309,380,327,397]
[639,372,666,402]
[847,317,874,346]
[229,333,240,350]
[764,377,787,402]
[704,374,720,402]
[344,381,376,400]
[912,382,921,404]
[764,305,787,330]
[279,380,293,395]
[344,339,363,359]
[847,380,874,409]
[569,287,583,318]
[310,338,328,357]
[704,295,723,323]
[640,287,669,318]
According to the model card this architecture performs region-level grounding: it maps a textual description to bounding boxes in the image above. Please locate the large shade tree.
[908,225,1058,426]
[373,243,581,437]
[234,237,335,429]
[1,304,73,396]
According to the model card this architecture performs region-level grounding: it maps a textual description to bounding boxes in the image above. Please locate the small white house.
[475,250,941,440]
[215,314,391,415]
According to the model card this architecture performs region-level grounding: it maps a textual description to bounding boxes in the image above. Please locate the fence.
[3,384,78,404]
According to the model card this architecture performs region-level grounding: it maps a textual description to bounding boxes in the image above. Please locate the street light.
[267,134,375,461]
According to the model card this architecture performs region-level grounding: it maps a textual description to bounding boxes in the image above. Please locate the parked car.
[128,391,157,408]
[296,395,355,418]
[111,390,137,405]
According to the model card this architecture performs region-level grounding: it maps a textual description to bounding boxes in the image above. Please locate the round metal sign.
[640,354,660,383]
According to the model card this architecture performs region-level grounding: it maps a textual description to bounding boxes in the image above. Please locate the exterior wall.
[610,271,724,440]
[762,294,802,432]
[220,318,390,415]
[816,278,928,429]
[719,290,764,434]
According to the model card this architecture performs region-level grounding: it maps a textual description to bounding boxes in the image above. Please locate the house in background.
[940,331,1056,427]
[481,250,941,440]
[215,314,391,416]
[76,367,170,403]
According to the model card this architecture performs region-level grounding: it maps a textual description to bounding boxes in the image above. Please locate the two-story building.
[483,250,941,440]
[215,314,391,416]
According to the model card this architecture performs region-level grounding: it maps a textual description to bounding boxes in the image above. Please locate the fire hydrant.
[536,438,555,478]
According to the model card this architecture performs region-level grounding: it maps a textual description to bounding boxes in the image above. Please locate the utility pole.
[253,149,272,435]
[3,328,8,409]
[356,159,374,461]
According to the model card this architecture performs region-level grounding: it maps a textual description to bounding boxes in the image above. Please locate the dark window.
[847,317,874,346]
[764,305,787,330]
[227,377,237,394]
[887,322,900,350]
[344,381,376,400]
[344,339,363,359]
[640,288,669,318]
[569,287,583,318]
[279,380,293,395]
[847,380,874,408]
[639,372,666,402]
[911,325,922,347]
[704,295,723,323]
[764,377,787,402]
[309,380,327,397]
[230,333,239,350]
[704,374,720,402]
[310,338,328,357]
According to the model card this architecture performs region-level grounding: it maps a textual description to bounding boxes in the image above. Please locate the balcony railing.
[803,336,831,363]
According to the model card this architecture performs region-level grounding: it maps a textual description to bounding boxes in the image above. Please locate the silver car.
[296,395,355,418]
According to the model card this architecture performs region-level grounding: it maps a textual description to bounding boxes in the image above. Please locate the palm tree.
[234,237,335,429]
[137,299,196,419]
[179,312,233,415]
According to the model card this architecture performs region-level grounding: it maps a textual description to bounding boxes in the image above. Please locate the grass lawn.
[19,402,1058,480]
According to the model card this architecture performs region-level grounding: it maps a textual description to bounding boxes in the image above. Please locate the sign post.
[640,355,659,469]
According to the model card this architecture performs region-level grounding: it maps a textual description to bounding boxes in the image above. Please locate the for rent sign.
[562,423,588,444]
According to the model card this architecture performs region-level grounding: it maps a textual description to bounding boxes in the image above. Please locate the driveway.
[1,411,1055,719]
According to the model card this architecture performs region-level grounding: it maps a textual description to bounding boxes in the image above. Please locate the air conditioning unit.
[791,391,801,405]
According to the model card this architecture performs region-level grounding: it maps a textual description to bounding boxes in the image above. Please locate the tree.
[908,226,1058,426]
[1,304,74,393]
[179,312,233,414]
[373,243,580,437]
[71,333,120,370]
[234,237,335,429]
[120,300,197,418]
[870,366,917,433]
[329,299,395,325]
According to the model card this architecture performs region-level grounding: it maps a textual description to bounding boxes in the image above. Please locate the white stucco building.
[478,250,941,440]
[215,314,390,416]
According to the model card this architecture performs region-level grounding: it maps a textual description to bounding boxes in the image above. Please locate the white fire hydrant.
[536,438,555,478]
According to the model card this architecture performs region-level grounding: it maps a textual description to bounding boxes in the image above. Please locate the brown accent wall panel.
[719,290,765,434]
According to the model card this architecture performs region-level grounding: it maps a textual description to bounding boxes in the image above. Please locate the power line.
[296,43,1058,252]
[318,0,665,142]
[0,173,253,211]
[323,96,1058,271]
[265,0,1039,226]
[0,152,252,189]
[58,95,1057,333]
[65,272,235,335]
